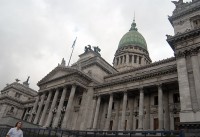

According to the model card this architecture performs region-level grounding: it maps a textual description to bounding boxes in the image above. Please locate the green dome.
[118,20,147,50]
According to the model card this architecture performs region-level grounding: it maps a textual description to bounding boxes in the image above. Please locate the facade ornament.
[15,78,20,83]
[172,0,183,8]
[93,46,101,54]
[84,45,92,52]
[61,58,66,66]
[23,76,30,87]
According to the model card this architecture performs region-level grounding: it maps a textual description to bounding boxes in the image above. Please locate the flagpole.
[68,37,77,66]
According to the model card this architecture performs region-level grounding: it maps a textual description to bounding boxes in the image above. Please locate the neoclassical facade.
[1,0,200,131]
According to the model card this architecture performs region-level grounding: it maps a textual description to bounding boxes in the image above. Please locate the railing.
[0,127,185,137]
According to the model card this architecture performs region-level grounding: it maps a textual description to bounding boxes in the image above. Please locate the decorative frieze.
[175,47,200,59]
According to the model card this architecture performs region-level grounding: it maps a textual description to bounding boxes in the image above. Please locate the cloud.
[0,0,192,91]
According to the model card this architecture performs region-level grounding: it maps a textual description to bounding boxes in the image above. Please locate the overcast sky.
[0,0,192,91]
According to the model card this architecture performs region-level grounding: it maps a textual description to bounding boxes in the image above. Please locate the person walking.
[6,121,23,137]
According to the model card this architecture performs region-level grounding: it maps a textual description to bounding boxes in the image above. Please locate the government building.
[0,0,200,131]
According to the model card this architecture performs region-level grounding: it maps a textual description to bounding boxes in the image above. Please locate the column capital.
[139,87,144,93]
[191,48,199,56]
[71,83,77,88]
[157,83,163,88]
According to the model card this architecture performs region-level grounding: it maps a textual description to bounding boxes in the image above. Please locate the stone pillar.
[121,91,127,130]
[128,98,134,130]
[158,84,164,130]
[44,89,59,127]
[164,90,170,130]
[39,91,53,126]
[138,88,144,130]
[52,87,67,128]
[61,84,76,129]
[176,56,192,111]
[191,52,200,107]
[145,94,150,130]
[88,97,97,129]
[29,96,39,122]
[126,54,129,65]
[113,100,119,130]
[80,87,95,130]
[104,93,113,130]
[92,96,101,129]
[33,94,45,124]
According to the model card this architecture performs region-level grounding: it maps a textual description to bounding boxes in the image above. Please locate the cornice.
[95,64,177,89]
[105,57,176,79]
[175,46,200,59]
[0,95,24,108]
[1,83,37,97]
[169,1,200,23]
[167,27,200,50]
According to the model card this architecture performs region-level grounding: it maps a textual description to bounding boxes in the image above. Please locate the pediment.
[38,66,75,85]
[48,70,69,81]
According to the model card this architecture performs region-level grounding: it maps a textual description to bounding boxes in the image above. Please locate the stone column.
[88,97,97,129]
[176,56,192,111]
[104,93,113,130]
[145,94,150,130]
[44,89,59,127]
[138,88,144,130]
[61,84,76,129]
[158,84,164,130]
[80,87,95,130]
[126,54,129,65]
[121,91,127,130]
[39,91,53,126]
[191,52,200,107]
[113,100,119,130]
[33,94,45,124]
[29,96,39,122]
[92,96,101,129]
[52,87,67,128]
[128,98,134,130]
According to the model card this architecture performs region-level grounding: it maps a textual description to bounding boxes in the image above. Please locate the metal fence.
[0,127,185,137]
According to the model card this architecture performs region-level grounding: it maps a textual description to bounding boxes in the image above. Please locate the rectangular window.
[193,20,200,28]
[124,55,126,63]
[134,55,137,63]
[174,117,180,130]
[117,58,119,65]
[154,96,158,105]
[129,55,132,63]
[15,92,21,98]
[154,118,159,130]
[139,56,142,64]
[173,93,180,103]
[137,98,139,107]
[125,120,127,130]
[136,119,138,129]
[78,97,82,105]
[109,120,113,130]
[112,102,115,110]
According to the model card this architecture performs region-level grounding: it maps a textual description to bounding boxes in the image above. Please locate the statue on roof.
[15,78,20,83]
[172,0,184,8]
[23,76,30,87]
[93,46,101,54]
[84,45,92,53]
[61,58,66,66]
